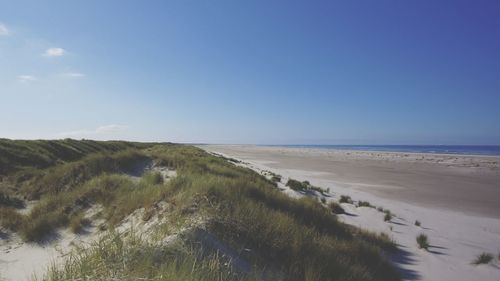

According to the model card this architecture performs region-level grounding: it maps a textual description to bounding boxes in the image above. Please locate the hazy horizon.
[1,1,499,144]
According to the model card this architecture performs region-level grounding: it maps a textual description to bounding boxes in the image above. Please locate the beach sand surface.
[201,145,500,218]
[200,144,500,281]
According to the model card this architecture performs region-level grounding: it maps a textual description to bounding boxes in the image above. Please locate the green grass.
[472,252,493,265]
[328,201,345,214]
[384,213,392,222]
[358,201,374,208]
[271,175,282,183]
[0,138,150,176]
[286,179,309,191]
[0,192,24,208]
[69,213,91,234]
[37,231,258,281]
[142,171,164,185]
[1,140,401,281]
[339,195,353,204]
[416,233,429,250]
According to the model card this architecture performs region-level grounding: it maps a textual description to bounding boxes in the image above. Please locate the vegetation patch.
[357,201,374,208]
[472,252,493,265]
[328,201,345,214]
[416,233,430,250]
[339,195,353,204]
[1,140,402,281]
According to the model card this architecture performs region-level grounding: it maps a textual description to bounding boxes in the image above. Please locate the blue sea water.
[267,145,500,156]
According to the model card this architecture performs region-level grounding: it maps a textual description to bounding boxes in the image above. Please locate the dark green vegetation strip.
[0,140,400,281]
[0,138,153,176]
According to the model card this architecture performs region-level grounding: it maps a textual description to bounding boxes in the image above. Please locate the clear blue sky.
[1,1,499,144]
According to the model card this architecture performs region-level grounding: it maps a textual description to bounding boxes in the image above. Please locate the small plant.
[416,233,429,250]
[357,201,373,208]
[328,201,345,214]
[339,195,353,204]
[320,197,326,204]
[384,212,392,222]
[271,175,281,183]
[286,179,307,191]
[472,252,493,265]
[142,171,163,185]
[415,220,421,226]
[377,207,384,212]
[69,214,91,234]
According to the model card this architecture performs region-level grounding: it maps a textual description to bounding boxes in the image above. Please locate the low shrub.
[286,179,309,191]
[339,195,353,204]
[0,207,24,231]
[142,171,164,185]
[328,202,344,214]
[69,214,91,234]
[271,175,281,183]
[0,192,25,208]
[416,233,429,250]
[357,201,373,208]
[384,212,392,222]
[472,252,493,265]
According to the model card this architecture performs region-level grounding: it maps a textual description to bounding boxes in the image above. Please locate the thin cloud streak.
[61,72,85,78]
[17,75,37,82]
[44,47,65,57]
[0,23,9,36]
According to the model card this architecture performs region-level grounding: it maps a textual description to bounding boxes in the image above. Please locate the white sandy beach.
[200,144,500,281]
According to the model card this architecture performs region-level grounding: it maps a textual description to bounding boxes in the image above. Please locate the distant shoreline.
[254,144,500,157]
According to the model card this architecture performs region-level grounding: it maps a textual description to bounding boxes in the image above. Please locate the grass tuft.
[339,195,353,204]
[357,201,373,208]
[142,171,164,185]
[328,201,344,214]
[384,212,392,222]
[416,233,429,250]
[415,220,421,226]
[69,213,91,234]
[472,252,493,265]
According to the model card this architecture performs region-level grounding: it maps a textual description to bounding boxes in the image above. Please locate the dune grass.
[0,138,150,176]
[328,201,345,214]
[472,252,493,265]
[358,201,374,208]
[339,195,353,204]
[416,233,429,250]
[1,140,401,281]
[37,231,258,281]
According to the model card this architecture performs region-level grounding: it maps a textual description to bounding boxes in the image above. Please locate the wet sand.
[200,145,500,218]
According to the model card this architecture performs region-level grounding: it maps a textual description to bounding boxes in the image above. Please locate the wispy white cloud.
[0,23,9,36]
[44,47,65,57]
[57,125,129,139]
[61,72,85,78]
[17,75,37,83]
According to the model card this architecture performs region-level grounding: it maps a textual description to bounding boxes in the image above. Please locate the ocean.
[267,145,500,156]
